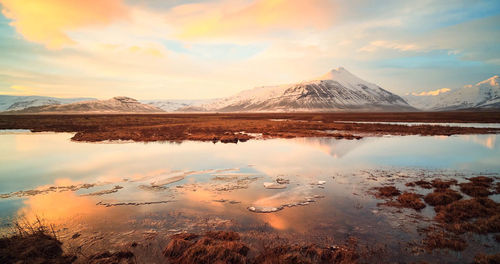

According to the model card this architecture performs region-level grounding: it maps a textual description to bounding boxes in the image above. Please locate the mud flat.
[0,112,499,143]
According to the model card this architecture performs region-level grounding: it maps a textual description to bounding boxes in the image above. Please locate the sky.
[0,0,499,100]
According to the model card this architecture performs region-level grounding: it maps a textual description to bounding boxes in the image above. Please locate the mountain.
[5,96,164,113]
[0,95,96,111]
[404,76,500,110]
[140,99,213,112]
[182,67,414,112]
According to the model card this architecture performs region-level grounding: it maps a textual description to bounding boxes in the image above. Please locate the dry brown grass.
[473,253,500,264]
[163,231,250,264]
[430,179,457,189]
[163,231,358,264]
[397,192,426,210]
[434,198,500,234]
[254,244,358,264]
[0,217,75,264]
[459,176,494,197]
[424,188,462,206]
[435,198,498,223]
[375,186,401,198]
[1,112,498,143]
[422,229,467,251]
[410,180,433,189]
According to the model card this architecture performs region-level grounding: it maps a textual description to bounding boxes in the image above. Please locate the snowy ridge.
[140,99,213,112]
[184,67,414,112]
[405,75,500,110]
[6,96,164,113]
[0,95,96,111]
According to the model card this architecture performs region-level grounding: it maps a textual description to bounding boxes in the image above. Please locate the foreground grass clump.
[435,197,500,234]
[435,198,498,224]
[375,186,400,198]
[406,180,432,189]
[424,188,463,206]
[164,231,358,264]
[0,219,75,264]
[164,231,249,264]
[397,192,426,210]
[474,253,500,264]
[459,176,494,197]
[430,179,457,189]
[422,229,467,251]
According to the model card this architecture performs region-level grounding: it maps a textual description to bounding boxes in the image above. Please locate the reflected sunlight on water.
[0,132,499,262]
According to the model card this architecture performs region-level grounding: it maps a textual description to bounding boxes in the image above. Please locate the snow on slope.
[0,95,96,111]
[184,67,413,112]
[7,97,164,113]
[405,75,500,110]
[140,99,213,112]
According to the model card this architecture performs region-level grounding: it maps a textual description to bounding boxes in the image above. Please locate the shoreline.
[1,112,499,143]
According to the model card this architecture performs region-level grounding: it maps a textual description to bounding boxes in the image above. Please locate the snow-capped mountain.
[7,97,164,113]
[140,99,213,112]
[182,67,414,112]
[0,95,96,111]
[405,76,500,110]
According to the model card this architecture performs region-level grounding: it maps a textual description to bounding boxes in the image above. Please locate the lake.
[0,131,499,263]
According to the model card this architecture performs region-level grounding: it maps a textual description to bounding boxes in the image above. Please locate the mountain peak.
[112,96,139,103]
[331,66,347,72]
[317,67,353,81]
[193,67,412,112]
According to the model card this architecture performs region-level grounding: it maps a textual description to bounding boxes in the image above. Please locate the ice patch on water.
[310,180,326,185]
[81,185,123,196]
[247,186,324,213]
[263,182,287,189]
[248,206,283,213]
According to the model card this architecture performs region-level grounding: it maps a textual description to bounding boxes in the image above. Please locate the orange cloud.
[0,85,38,96]
[0,0,129,49]
[175,0,335,39]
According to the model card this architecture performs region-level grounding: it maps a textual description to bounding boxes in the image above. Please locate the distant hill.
[140,99,213,112]
[0,95,96,111]
[181,67,415,112]
[404,76,500,110]
[5,96,164,113]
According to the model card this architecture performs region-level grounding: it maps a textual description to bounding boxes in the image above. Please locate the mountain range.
[404,75,499,110]
[141,99,212,112]
[0,95,96,111]
[4,96,163,113]
[1,68,498,113]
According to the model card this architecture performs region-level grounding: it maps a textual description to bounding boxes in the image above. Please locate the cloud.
[421,15,500,64]
[0,85,38,95]
[172,0,335,40]
[0,0,499,100]
[0,0,129,49]
[411,87,451,96]
[359,40,422,53]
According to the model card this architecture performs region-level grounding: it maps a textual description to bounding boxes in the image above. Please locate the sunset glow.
[0,0,499,99]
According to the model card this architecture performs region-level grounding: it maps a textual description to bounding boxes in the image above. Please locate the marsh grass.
[0,216,75,264]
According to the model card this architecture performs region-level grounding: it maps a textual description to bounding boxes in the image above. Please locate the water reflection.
[335,121,500,129]
[0,132,499,262]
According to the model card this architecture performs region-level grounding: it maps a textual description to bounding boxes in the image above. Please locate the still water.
[0,132,499,262]
[333,121,500,129]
